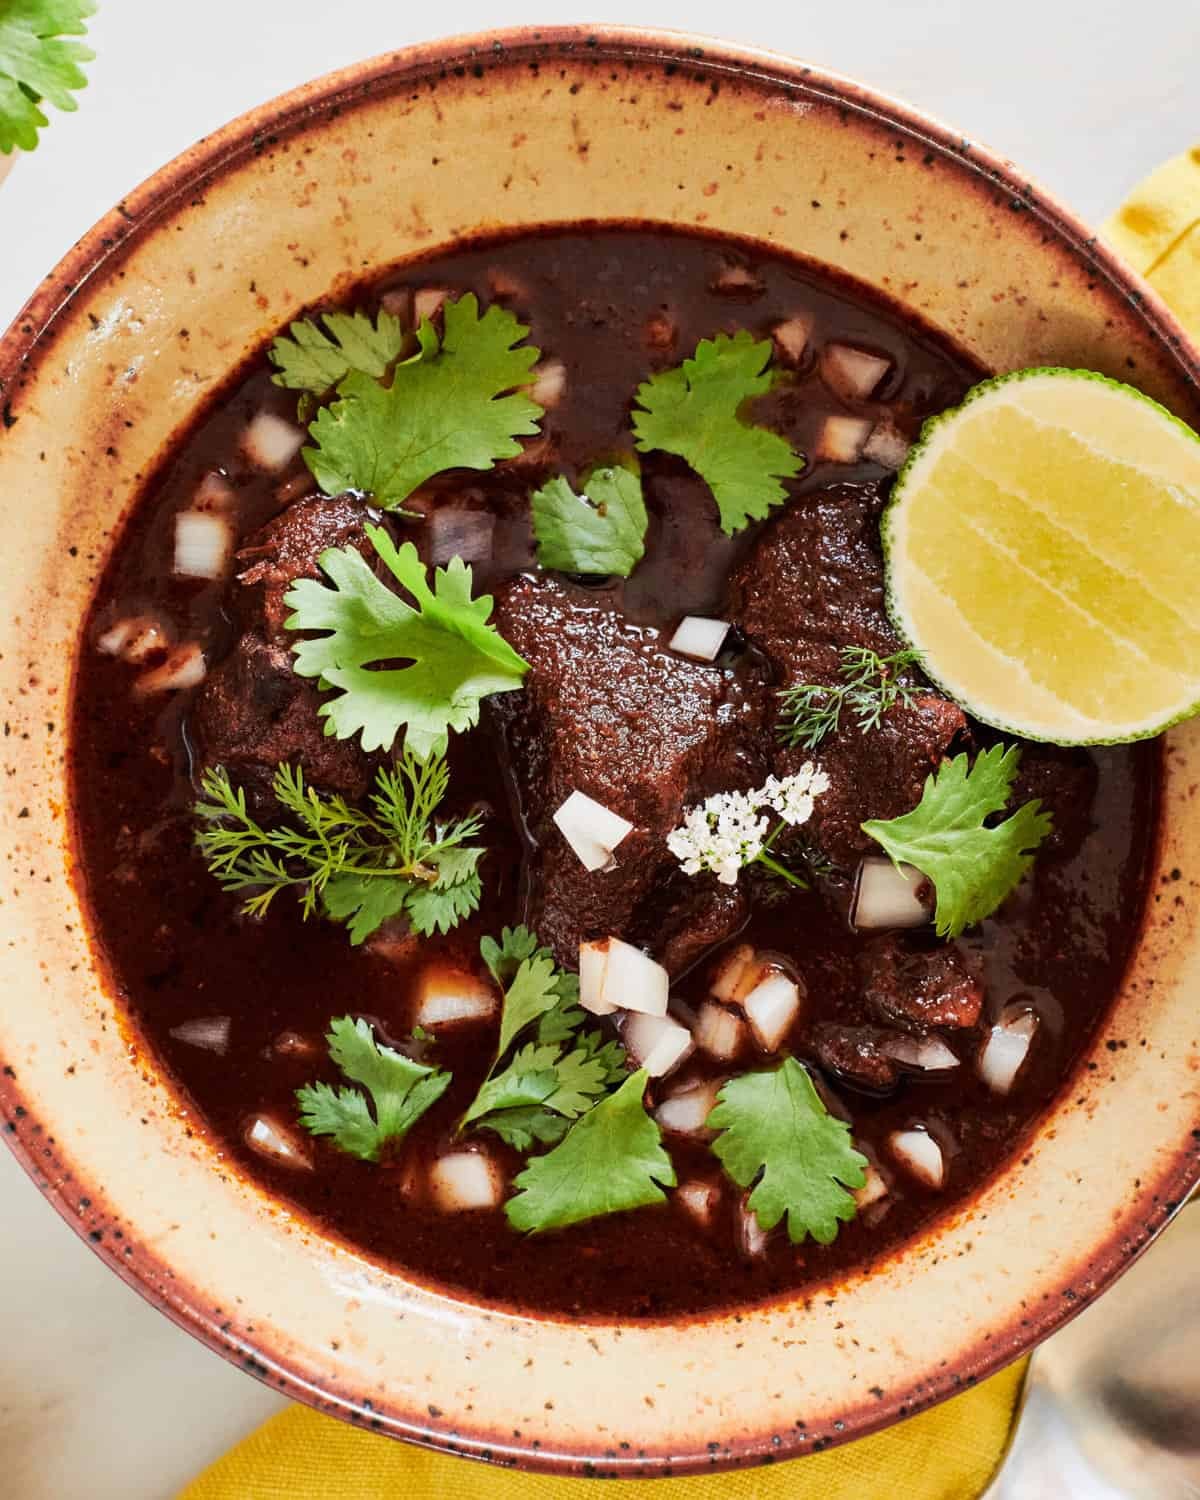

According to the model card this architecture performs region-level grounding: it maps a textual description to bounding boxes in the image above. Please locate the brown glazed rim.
[2,24,1199,1478]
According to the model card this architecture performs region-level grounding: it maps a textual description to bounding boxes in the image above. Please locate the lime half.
[882,367,1200,744]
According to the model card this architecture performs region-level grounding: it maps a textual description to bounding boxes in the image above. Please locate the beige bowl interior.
[1,27,1199,1474]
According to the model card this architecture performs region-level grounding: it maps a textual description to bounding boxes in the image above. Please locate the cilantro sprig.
[269,308,406,396]
[194,752,484,945]
[296,1016,451,1162]
[530,466,648,577]
[0,1,95,155]
[632,330,804,534]
[708,1058,867,1244]
[284,524,528,760]
[778,646,927,750]
[300,293,543,509]
[862,745,1053,938]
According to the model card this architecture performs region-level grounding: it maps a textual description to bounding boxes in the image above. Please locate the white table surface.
[1,2,1195,1496]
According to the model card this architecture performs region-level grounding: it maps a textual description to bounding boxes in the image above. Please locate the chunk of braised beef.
[860,936,983,1031]
[727,490,968,869]
[235,493,373,642]
[488,574,767,969]
[189,633,372,815]
[1012,744,1098,858]
[807,1022,901,1093]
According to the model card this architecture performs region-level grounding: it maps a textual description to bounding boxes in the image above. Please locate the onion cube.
[742,972,802,1053]
[413,964,498,1030]
[694,999,747,1061]
[852,857,931,931]
[888,1127,945,1189]
[772,315,812,365]
[822,343,892,402]
[979,1009,1038,1095]
[240,411,305,473]
[880,1034,959,1072]
[669,616,730,663]
[169,1016,231,1055]
[192,471,236,512]
[579,937,668,1017]
[675,1179,721,1227]
[815,414,873,464]
[134,641,206,696]
[853,1162,890,1210]
[623,1012,693,1078]
[530,359,567,408]
[863,418,911,470]
[245,1115,312,1170]
[553,790,633,872]
[175,510,233,580]
[736,1195,770,1257]
[413,287,450,324]
[579,940,618,1016]
[710,944,756,1004]
[429,1151,503,1212]
[655,1078,721,1135]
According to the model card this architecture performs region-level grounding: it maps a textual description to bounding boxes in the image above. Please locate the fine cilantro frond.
[530,466,648,577]
[284,523,529,760]
[777,646,927,750]
[708,1058,867,1245]
[302,293,543,508]
[505,1069,676,1233]
[862,744,1053,938]
[0,1,95,155]
[296,1015,451,1162]
[194,752,485,945]
[269,308,406,396]
[631,330,804,534]
[462,927,626,1149]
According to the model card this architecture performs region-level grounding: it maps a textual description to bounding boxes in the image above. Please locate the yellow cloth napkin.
[177,147,1200,1500]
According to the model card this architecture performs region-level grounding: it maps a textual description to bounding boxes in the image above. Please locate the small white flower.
[668,765,829,884]
[761,763,831,827]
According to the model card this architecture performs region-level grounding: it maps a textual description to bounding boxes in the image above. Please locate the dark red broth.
[70,226,1159,1318]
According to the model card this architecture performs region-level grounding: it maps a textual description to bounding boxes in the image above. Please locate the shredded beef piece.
[859,936,983,1031]
[234,493,373,642]
[806,1023,902,1093]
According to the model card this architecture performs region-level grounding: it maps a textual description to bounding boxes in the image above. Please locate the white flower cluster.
[666,763,831,886]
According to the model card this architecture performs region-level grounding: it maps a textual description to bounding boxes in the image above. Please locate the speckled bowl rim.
[1,23,1199,1478]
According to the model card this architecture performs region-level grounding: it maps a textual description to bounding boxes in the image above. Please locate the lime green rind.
[880,366,1200,747]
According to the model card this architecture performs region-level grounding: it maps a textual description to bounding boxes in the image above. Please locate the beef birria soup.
[72,226,1159,1318]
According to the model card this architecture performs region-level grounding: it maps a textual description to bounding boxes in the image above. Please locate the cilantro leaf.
[0,1,95,155]
[269,309,405,395]
[479,1107,572,1151]
[284,523,529,759]
[495,951,562,1058]
[296,1015,451,1162]
[505,1070,676,1233]
[861,745,1053,939]
[480,924,543,988]
[631,330,804,534]
[709,1058,867,1245]
[531,467,648,577]
[302,294,542,508]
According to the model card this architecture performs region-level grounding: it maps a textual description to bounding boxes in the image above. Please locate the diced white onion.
[96,618,135,656]
[694,999,746,1061]
[429,1151,503,1211]
[379,287,412,320]
[772,315,812,365]
[669,616,730,663]
[880,1034,960,1072]
[710,944,755,1004]
[427,508,495,566]
[134,641,206,696]
[169,1016,231,1055]
[655,1077,721,1135]
[742,973,802,1053]
[174,510,233,580]
[240,410,305,473]
[192,471,236,512]
[530,360,566,408]
[888,1127,945,1189]
[553,790,633,872]
[413,287,450,324]
[736,1195,770,1257]
[822,343,892,401]
[579,938,668,1017]
[676,1178,721,1227]
[979,1008,1038,1095]
[853,1162,890,1210]
[97,615,169,663]
[713,264,762,294]
[623,1012,693,1078]
[852,857,931,930]
[815,414,873,464]
[245,1114,312,1170]
[413,964,498,1030]
[863,419,911,471]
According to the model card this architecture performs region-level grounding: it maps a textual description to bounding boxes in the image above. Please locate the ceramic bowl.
[1,25,1198,1478]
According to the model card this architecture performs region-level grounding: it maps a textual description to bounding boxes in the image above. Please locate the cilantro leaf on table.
[302,293,543,508]
[296,1015,451,1162]
[0,1,95,155]
[531,467,648,577]
[631,330,804,534]
[194,751,484,945]
[269,309,406,396]
[505,1069,676,1233]
[284,523,529,759]
[709,1058,867,1245]
[861,745,1053,939]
